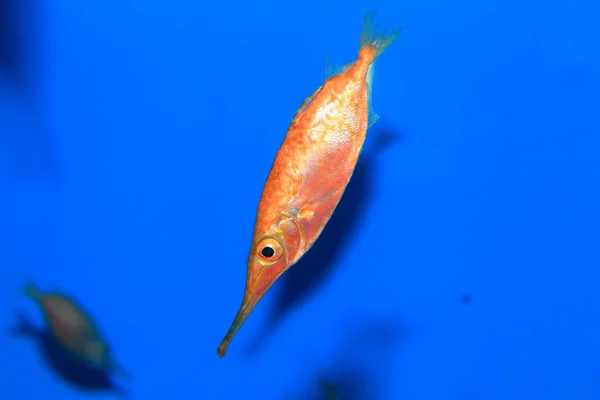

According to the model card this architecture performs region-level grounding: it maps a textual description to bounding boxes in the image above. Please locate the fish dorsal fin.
[325,53,354,79]
[290,85,322,126]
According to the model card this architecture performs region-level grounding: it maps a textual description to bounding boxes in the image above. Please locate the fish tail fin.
[358,11,399,128]
[358,11,402,64]
[23,282,40,299]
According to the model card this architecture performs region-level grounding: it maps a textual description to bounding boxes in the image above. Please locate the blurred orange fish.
[217,11,401,357]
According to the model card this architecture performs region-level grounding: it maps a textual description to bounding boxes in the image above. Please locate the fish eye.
[256,237,283,262]
[261,246,275,258]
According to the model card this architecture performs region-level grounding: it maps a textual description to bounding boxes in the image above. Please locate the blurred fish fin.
[15,264,35,296]
[113,386,132,400]
[23,282,40,299]
[10,310,37,337]
[325,53,354,79]
[112,362,132,381]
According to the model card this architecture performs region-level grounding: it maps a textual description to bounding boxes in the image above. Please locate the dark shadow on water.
[0,0,26,88]
[284,319,407,400]
[0,0,41,94]
[244,127,404,358]
[9,311,130,399]
[324,319,407,400]
[282,370,370,400]
[0,0,61,182]
[0,0,43,95]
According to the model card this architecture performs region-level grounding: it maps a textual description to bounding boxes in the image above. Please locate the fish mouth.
[216,288,263,358]
[216,301,251,358]
[216,259,285,358]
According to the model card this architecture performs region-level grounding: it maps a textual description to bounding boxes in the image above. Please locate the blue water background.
[1,1,599,399]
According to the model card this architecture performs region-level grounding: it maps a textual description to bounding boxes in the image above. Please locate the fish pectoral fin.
[325,53,355,79]
[366,82,379,129]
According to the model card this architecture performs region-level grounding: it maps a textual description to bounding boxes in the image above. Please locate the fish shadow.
[286,319,407,400]
[244,127,404,357]
[0,0,39,92]
[0,0,61,182]
[0,0,25,87]
[9,311,130,399]
[284,371,370,400]
[322,319,407,400]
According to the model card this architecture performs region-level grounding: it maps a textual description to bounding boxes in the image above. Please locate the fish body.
[217,11,401,357]
[24,283,128,378]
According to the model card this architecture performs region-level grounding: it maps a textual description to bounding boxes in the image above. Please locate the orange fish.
[216,11,401,358]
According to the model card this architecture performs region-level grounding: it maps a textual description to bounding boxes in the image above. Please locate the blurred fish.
[217,11,402,357]
[10,311,130,398]
[23,283,129,379]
